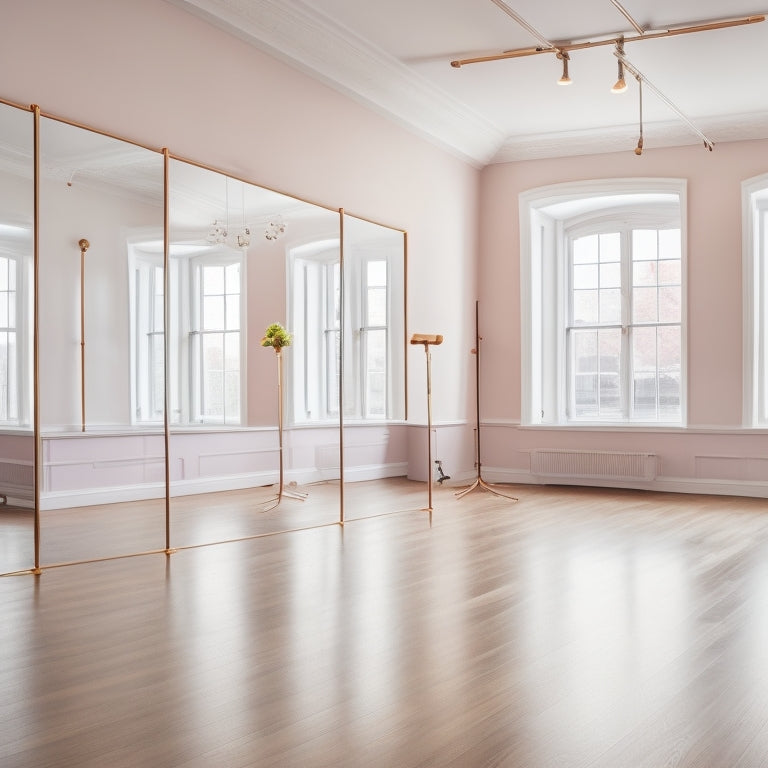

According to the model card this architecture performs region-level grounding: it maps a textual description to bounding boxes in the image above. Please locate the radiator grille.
[0,460,34,487]
[530,450,657,481]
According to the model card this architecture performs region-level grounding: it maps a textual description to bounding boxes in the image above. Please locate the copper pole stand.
[410,334,443,512]
[455,301,517,502]
[265,348,307,508]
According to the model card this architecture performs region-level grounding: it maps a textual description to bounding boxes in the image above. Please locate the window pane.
[225,370,240,422]
[658,228,681,260]
[366,329,387,417]
[633,230,658,261]
[0,331,7,420]
[202,265,224,294]
[599,288,621,323]
[573,264,598,290]
[658,260,681,285]
[658,325,681,419]
[599,232,620,262]
[632,327,657,419]
[572,329,597,417]
[633,261,657,287]
[633,286,658,323]
[203,296,225,330]
[225,262,240,293]
[0,293,7,328]
[151,334,164,416]
[573,290,598,325]
[224,331,240,370]
[225,295,239,330]
[0,258,7,292]
[658,286,681,323]
[367,260,386,287]
[600,262,620,288]
[367,286,387,326]
[573,235,597,265]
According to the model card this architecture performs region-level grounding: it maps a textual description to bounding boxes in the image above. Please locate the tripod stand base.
[455,475,518,501]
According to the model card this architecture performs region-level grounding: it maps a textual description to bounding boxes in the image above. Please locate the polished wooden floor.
[2,479,768,767]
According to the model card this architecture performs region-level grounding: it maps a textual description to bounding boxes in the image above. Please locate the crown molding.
[164,0,505,167]
[492,111,768,163]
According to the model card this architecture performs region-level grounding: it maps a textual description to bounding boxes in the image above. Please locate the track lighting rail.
[450,14,765,68]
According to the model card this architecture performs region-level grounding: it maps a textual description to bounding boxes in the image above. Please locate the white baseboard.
[478,467,768,499]
[39,463,409,509]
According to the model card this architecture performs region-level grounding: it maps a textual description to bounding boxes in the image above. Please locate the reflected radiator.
[530,450,657,481]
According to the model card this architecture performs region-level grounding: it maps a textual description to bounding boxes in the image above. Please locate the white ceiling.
[166,0,768,166]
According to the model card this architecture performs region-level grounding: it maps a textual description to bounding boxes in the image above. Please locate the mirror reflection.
[167,159,342,546]
[38,117,166,564]
[340,214,411,520]
[0,101,34,575]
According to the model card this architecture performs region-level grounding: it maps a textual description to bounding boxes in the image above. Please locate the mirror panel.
[0,102,34,574]
[38,117,165,564]
[341,214,411,520]
[167,158,341,547]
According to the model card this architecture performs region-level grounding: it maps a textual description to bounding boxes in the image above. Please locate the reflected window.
[130,244,245,426]
[190,255,242,424]
[289,242,401,423]
[131,253,164,423]
[520,180,686,426]
[0,251,31,426]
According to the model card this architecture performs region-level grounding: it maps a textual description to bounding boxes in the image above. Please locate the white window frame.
[520,178,688,427]
[287,238,404,425]
[0,244,32,427]
[187,250,246,425]
[128,248,164,424]
[742,173,768,426]
[129,242,246,427]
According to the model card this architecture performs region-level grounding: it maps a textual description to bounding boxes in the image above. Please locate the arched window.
[520,178,686,426]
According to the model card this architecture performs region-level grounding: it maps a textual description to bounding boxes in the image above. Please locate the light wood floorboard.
[2,480,768,767]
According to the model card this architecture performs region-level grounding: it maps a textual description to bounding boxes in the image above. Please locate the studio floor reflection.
[2,478,435,571]
[3,483,768,767]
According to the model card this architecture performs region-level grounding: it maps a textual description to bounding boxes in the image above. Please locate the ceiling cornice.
[492,110,768,163]
[164,0,768,167]
[164,0,505,168]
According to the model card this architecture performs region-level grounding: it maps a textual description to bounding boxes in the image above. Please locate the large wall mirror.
[167,158,343,545]
[0,98,408,574]
[341,214,409,520]
[38,116,165,565]
[0,101,34,575]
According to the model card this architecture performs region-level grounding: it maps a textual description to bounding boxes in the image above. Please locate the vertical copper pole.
[32,105,42,574]
[78,238,89,432]
[162,149,171,553]
[276,348,284,499]
[403,231,408,422]
[338,208,345,524]
[425,344,433,512]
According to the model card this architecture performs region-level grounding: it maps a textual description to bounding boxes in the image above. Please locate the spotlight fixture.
[557,51,571,85]
[611,41,627,93]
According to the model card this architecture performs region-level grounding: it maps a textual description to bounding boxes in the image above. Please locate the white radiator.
[0,460,34,487]
[530,450,657,481]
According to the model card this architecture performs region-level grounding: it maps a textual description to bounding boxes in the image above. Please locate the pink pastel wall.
[1,0,478,431]
[0,0,481,503]
[479,140,768,495]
